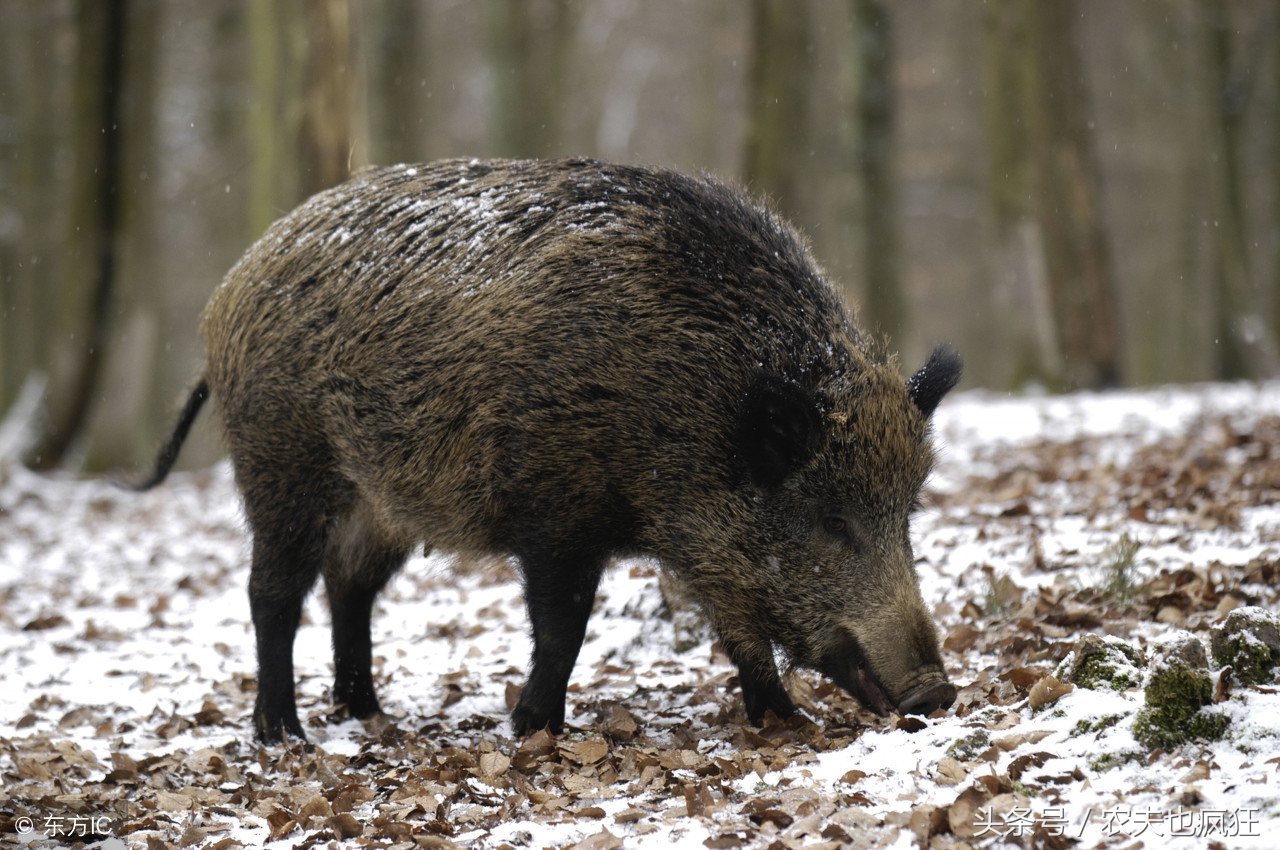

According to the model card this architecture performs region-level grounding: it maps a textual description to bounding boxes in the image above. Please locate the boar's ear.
[907,344,963,418]
[735,372,822,490]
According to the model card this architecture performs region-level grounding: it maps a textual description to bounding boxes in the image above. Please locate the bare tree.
[301,0,358,198]
[25,0,128,469]
[744,0,812,211]
[983,0,1122,390]
[248,1,304,239]
[1203,0,1279,378]
[485,0,575,158]
[852,0,906,347]
[364,0,430,165]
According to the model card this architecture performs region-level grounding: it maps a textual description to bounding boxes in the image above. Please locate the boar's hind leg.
[321,501,409,720]
[511,550,608,735]
[248,519,326,744]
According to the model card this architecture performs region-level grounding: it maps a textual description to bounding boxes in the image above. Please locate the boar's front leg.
[511,550,607,735]
[727,639,797,725]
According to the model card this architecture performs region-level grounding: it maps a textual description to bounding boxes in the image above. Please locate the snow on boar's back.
[137,158,962,743]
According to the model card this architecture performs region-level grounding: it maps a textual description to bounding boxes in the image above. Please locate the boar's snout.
[820,627,955,718]
[897,679,957,716]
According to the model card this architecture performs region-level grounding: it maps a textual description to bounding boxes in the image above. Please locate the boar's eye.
[823,515,856,546]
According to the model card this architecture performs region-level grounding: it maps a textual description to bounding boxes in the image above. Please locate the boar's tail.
[119,377,210,491]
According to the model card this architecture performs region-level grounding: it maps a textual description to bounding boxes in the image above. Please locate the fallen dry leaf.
[1027,675,1074,709]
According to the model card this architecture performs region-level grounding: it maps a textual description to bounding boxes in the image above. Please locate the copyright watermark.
[13,814,112,838]
[975,804,1260,839]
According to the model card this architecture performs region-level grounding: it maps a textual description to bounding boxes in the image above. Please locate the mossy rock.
[1057,634,1145,692]
[945,728,990,762]
[1088,748,1145,773]
[1211,606,1280,686]
[1132,635,1228,750]
[1071,713,1123,737]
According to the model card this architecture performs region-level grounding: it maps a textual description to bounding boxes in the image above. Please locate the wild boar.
[137,158,962,742]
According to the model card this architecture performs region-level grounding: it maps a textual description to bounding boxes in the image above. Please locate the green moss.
[1088,749,1144,772]
[1132,663,1229,750]
[1058,635,1145,692]
[1211,608,1280,686]
[1070,713,1123,737]
[1009,779,1041,798]
[1220,635,1275,684]
[1074,650,1141,691]
[946,728,991,762]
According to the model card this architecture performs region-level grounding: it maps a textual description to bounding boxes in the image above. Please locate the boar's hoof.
[511,702,564,736]
[254,711,307,745]
[897,680,957,716]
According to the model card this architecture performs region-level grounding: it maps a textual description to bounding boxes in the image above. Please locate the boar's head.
[729,344,962,719]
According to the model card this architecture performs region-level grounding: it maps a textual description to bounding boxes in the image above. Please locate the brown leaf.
[297,795,332,826]
[194,700,225,726]
[947,786,991,838]
[478,751,511,778]
[23,613,69,631]
[1007,751,1057,782]
[943,624,981,653]
[328,813,363,839]
[1000,666,1047,689]
[908,805,946,840]
[1180,760,1211,783]
[571,828,624,850]
[505,681,523,711]
[265,809,296,841]
[936,758,967,785]
[1214,667,1233,704]
[600,703,639,740]
[560,737,609,766]
[515,728,556,770]
[1027,675,1073,709]
[747,808,793,829]
[17,757,52,780]
[178,827,207,847]
[562,773,602,795]
[107,751,138,782]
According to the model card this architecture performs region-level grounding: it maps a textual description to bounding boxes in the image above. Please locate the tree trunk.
[301,0,358,199]
[364,0,429,165]
[983,0,1122,390]
[1204,0,1279,378]
[248,1,303,239]
[485,0,574,159]
[744,0,812,211]
[852,0,906,347]
[25,0,127,470]
[1026,1,1122,388]
[983,0,1057,388]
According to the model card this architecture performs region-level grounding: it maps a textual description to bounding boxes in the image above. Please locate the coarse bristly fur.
[144,157,962,743]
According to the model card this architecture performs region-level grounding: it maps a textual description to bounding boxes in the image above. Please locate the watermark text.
[975,805,1260,840]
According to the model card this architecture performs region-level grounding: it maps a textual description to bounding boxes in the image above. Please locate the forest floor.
[3,381,1280,850]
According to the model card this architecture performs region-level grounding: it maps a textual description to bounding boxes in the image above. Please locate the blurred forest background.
[3,0,1280,473]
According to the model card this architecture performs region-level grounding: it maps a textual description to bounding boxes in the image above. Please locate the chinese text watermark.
[975,804,1260,839]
